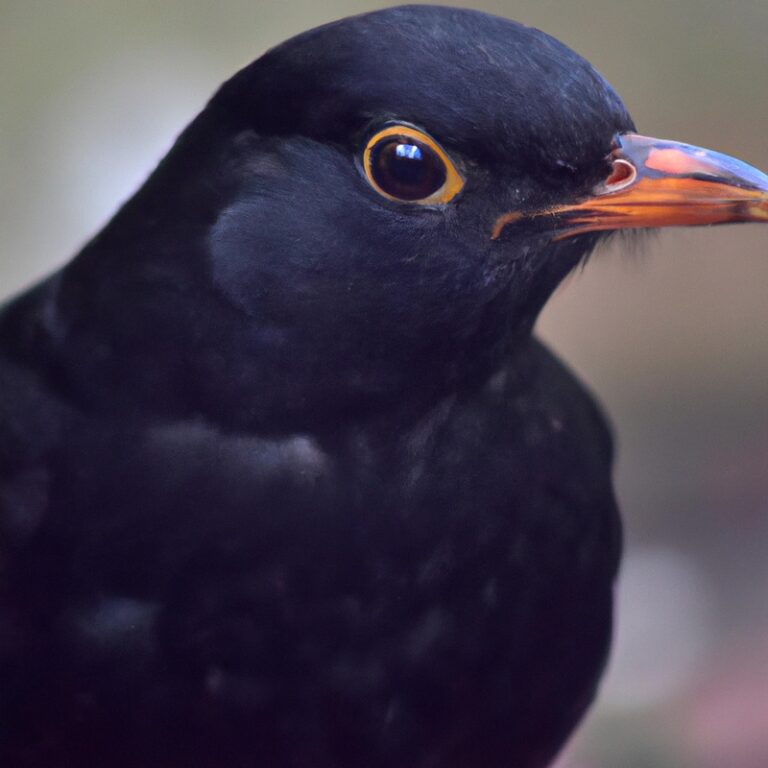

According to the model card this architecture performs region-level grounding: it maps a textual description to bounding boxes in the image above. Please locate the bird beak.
[492,133,768,240]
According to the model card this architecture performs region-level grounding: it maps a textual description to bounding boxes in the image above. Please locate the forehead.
[219,6,633,171]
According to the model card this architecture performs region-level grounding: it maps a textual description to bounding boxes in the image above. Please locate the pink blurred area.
[681,635,768,768]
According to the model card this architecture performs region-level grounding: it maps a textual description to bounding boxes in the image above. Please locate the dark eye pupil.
[371,137,447,201]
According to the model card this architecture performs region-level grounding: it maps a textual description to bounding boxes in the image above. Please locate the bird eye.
[363,125,464,204]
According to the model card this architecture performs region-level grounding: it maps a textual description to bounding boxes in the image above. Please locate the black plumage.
[1,5,766,768]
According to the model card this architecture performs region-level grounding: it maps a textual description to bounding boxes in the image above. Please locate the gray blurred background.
[1,2,767,766]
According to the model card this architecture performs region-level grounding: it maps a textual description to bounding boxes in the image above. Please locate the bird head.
[55,5,768,429]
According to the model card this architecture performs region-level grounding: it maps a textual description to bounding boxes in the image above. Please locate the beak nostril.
[602,159,637,192]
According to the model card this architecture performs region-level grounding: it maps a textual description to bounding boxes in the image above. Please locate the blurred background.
[1,1,766,765]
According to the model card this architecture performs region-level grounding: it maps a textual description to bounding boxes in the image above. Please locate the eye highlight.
[363,125,464,204]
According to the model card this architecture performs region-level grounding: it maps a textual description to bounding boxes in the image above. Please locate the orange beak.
[492,133,768,240]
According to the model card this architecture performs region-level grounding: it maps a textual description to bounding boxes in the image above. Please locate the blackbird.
[1,5,766,768]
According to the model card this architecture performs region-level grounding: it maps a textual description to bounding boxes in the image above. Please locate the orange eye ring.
[363,124,464,205]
